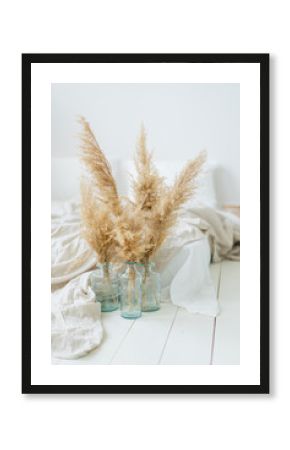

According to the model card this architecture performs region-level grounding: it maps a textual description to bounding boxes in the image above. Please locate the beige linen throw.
[51,201,100,360]
[187,207,240,262]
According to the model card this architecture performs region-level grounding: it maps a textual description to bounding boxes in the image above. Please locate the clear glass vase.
[90,262,119,312]
[119,262,142,319]
[140,262,161,312]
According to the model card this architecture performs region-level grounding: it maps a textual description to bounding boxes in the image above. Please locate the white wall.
[51,83,240,205]
[4,0,290,449]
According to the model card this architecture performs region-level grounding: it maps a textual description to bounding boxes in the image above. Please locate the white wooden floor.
[54,260,240,365]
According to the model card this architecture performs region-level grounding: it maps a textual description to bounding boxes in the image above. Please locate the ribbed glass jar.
[119,262,142,319]
[140,262,161,312]
[90,262,119,312]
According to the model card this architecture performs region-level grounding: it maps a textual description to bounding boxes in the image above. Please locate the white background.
[0,1,286,450]
[52,83,240,203]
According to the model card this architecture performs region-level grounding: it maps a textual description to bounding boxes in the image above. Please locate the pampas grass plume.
[79,116,122,216]
[80,179,115,263]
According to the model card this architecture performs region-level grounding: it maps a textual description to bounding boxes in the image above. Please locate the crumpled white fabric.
[153,213,219,316]
[51,271,103,359]
[51,200,97,288]
[170,239,219,315]
[186,207,240,262]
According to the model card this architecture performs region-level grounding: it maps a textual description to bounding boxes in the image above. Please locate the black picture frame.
[22,53,269,394]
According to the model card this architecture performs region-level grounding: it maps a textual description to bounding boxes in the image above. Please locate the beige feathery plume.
[147,150,207,256]
[114,202,147,262]
[80,180,116,264]
[79,116,122,216]
[132,125,166,263]
[133,125,164,213]
[167,150,207,211]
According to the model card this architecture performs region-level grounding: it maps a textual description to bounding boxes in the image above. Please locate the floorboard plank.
[111,303,178,365]
[160,309,214,364]
[160,263,221,365]
[212,261,240,365]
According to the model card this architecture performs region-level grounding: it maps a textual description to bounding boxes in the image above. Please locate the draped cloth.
[51,201,239,360]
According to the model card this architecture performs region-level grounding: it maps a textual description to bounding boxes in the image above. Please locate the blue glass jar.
[90,262,119,312]
[119,262,142,319]
[140,262,161,312]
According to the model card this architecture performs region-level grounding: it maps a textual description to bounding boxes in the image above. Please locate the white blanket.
[51,273,102,359]
[51,201,97,288]
[51,201,239,359]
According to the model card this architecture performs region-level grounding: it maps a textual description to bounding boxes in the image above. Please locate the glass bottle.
[140,261,161,312]
[90,262,119,312]
[119,262,142,319]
